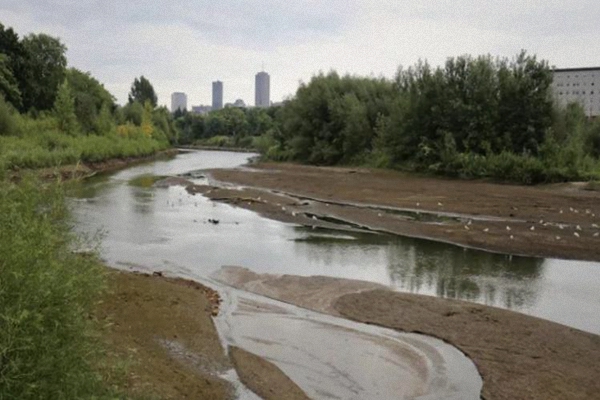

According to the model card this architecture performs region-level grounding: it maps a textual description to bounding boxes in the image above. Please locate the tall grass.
[0,176,111,399]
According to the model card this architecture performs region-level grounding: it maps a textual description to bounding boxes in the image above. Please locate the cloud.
[2,1,600,106]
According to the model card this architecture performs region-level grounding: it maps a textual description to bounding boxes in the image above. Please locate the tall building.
[552,67,600,117]
[255,71,270,108]
[171,92,187,113]
[212,81,223,110]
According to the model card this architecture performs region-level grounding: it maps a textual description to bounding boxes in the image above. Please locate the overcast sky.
[2,1,600,107]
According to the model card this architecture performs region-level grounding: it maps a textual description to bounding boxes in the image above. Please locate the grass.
[0,176,122,399]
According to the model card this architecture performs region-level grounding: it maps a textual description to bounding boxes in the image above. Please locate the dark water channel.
[70,150,600,335]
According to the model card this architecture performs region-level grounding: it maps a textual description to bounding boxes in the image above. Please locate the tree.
[54,80,79,135]
[0,54,21,109]
[128,76,157,108]
[20,33,67,112]
[66,68,115,133]
[0,24,26,109]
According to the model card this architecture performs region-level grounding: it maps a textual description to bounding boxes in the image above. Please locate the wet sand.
[205,162,600,261]
[213,266,600,400]
[97,269,312,399]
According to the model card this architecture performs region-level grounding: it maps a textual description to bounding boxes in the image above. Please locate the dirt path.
[213,266,600,400]
[206,162,600,261]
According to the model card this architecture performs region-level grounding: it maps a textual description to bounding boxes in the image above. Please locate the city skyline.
[4,1,600,107]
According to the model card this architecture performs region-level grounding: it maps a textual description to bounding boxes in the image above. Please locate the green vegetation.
[0,24,176,172]
[175,51,600,185]
[0,177,110,398]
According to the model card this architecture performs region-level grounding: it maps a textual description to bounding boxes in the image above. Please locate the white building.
[255,71,270,108]
[170,92,187,113]
[552,67,600,117]
[191,105,212,115]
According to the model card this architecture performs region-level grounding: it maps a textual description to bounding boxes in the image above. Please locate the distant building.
[171,92,187,113]
[191,105,212,115]
[255,71,270,108]
[212,81,223,110]
[552,67,600,117]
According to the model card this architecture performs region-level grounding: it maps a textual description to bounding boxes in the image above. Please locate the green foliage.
[66,68,115,134]
[0,95,17,136]
[20,33,67,112]
[0,177,108,398]
[0,54,22,108]
[128,76,157,108]
[53,80,80,135]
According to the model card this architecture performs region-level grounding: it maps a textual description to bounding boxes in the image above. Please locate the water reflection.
[292,229,543,309]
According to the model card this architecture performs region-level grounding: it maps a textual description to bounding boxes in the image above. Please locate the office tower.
[170,92,187,113]
[212,81,223,110]
[255,71,270,108]
[552,67,600,117]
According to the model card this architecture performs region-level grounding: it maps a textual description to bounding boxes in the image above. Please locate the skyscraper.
[170,92,187,113]
[212,81,223,110]
[255,71,270,108]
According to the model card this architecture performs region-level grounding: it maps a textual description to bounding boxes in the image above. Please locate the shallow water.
[70,150,600,334]
[212,284,481,399]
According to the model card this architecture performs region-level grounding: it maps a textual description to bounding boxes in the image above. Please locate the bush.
[0,177,108,398]
[0,96,17,136]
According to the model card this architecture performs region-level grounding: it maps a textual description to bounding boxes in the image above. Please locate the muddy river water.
[70,150,600,398]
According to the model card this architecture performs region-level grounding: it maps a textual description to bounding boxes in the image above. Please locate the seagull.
[506,226,511,231]
[483,228,489,233]
[559,224,564,230]
[292,211,297,217]
[530,226,535,231]
[556,236,561,240]
[570,207,574,212]
[576,225,582,231]
[594,232,599,237]
[312,216,317,220]
[559,209,564,214]
[510,235,514,240]
[467,219,472,225]
[282,207,286,211]
[378,213,383,217]
[592,224,599,229]
[416,202,420,207]
[464,225,470,230]
[539,219,544,224]
[574,232,580,238]
[437,202,443,206]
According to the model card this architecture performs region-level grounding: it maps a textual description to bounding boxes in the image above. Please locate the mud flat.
[212,266,600,400]
[97,269,312,399]
[206,162,600,261]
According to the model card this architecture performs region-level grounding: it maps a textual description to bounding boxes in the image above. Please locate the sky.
[2,1,600,108]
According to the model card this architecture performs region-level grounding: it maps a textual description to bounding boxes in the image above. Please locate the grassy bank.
[0,176,115,398]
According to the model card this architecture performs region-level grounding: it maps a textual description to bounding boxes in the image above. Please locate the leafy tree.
[66,68,115,133]
[54,80,79,135]
[20,33,67,112]
[128,76,157,108]
[0,54,21,108]
[0,24,26,109]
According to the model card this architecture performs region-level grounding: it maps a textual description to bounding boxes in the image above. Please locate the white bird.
[437,202,443,206]
[292,211,297,217]
[539,219,544,224]
[586,209,591,214]
[574,232,580,238]
[530,226,535,231]
[576,225,582,231]
[282,207,286,211]
[594,232,599,237]
[575,209,580,214]
[416,202,420,207]
[312,216,317,220]
[467,219,472,225]
[570,207,574,212]
[592,224,599,229]
[556,236,561,240]
[559,224,564,230]
[559,209,564,214]
[378,213,383,217]
[483,228,489,233]
[257,197,261,201]
[506,226,511,231]
[464,225,470,230]
[510,235,514,240]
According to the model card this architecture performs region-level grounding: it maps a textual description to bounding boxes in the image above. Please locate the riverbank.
[8,148,180,182]
[213,266,600,400]
[97,268,310,400]
[204,162,600,261]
